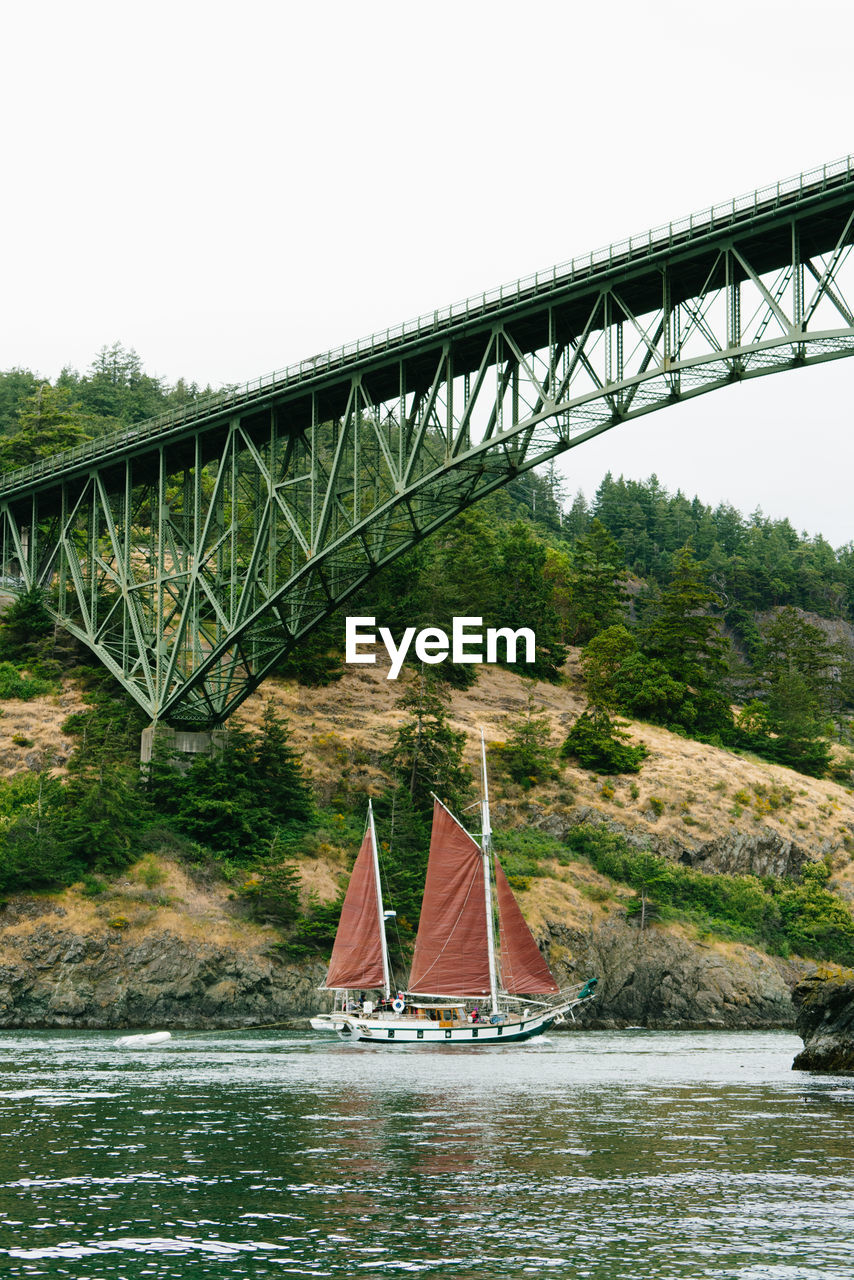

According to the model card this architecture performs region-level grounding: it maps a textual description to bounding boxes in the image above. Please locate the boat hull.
[310,1009,558,1044]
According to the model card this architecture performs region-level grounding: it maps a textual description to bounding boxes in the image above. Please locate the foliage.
[238,838,301,927]
[564,824,854,964]
[0,770,73,893]
[386,671,472,820]
[56,343,212,428]
[148,704,313,863]
[497,521,567,678]
[0,368,41,436]
[640,545,728,687]
[281,894,344,957]
[0,384,95,471]
[0,661,53,700]
[0,586,54,662]
[270,619,345,686]
[587,548,735,740]
[579,624,637,712]
[567,518,630,644]
[561,710,647,774]
[492,696,559,789]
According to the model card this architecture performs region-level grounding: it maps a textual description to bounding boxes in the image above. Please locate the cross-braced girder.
[2,157,854,728]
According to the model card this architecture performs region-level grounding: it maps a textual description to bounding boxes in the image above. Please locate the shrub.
[562,711,647,774]
[564,823,854,964]
[0,662,53,701]
[492,697,559,790]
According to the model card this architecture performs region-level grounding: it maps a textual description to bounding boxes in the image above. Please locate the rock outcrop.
[0,892,805,1031]
[792,969,854,1071]
[546,918,802,1029]
[0,914,327,1029]
[524,806,815,880]
[681,831,811,880]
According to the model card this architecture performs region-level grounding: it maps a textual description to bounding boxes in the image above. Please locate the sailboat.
[310,736,597,1044]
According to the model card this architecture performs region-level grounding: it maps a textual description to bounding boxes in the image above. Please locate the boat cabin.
[409,1002,467,1026]
[360,998,471,1026]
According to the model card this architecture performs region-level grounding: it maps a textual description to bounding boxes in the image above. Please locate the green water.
[0,1029,851,1278]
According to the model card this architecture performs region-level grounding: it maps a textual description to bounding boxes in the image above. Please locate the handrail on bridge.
[1,153,851,499]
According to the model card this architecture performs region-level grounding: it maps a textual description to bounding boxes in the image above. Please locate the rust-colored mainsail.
[324,824,386,990]
[494,858,560,995]
[408,800,492,996]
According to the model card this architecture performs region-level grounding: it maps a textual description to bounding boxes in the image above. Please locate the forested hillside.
[2,347,854,1000]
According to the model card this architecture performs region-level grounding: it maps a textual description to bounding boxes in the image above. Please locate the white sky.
[3,0,854,543]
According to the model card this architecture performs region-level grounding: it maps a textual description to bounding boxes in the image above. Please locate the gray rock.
[544,918,799,1029]
[792,970,854,1071]
[685,831,811,880]
[0,924,327,1029]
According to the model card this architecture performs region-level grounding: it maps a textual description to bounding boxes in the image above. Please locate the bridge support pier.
[140,724,227,773]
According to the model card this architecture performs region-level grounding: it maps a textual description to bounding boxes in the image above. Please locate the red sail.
[495,857,559,994]
[408,800,492,996]
[324,827,386,990]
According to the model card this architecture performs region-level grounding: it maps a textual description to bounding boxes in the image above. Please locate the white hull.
[115,1031,172,1047]
[310,1006,564,1045]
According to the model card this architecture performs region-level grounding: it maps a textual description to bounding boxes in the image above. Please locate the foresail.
[408,800,492,996]
[324,826,386,990]
[495,857,560,995]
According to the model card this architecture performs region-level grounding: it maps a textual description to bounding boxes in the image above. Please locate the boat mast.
[480,730,500,1015]
[368,799,392,1000]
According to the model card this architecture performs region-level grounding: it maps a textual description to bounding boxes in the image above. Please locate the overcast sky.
[3,1,854,544]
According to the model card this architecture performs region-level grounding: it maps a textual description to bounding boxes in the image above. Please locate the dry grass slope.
[3,649,854,950]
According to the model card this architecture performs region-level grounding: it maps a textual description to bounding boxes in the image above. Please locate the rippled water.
[0,1028,851,1278]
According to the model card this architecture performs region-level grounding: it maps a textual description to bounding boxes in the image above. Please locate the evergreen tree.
[564,625,648,773]
[568,518,630,644]
[253,700,315,824]
[494,695,559,789]
[0,585,53,661]
[0,368,41,436]
[387,671,471,820]
[563,489,591,540]
[641,544,729,691]
[497,521,567,678]
[154,713,312,861]
[0,385,94,471]
[759,607,839,711]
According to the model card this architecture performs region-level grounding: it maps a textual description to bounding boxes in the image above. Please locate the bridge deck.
[1,154,852,504]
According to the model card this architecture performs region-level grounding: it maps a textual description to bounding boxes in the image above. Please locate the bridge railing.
[1,154,851,499]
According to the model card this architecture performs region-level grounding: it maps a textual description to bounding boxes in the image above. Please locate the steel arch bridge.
[2,157,854,729]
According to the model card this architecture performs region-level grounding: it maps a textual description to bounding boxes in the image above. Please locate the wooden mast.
[480,730,499,1016]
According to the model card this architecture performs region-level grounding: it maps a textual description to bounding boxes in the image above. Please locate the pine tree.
[496,694,559,789]
[641,544,728,688]
[253,700,314,824]
[568,518,630,644]
[497,521,566,678]
[387,670,471,819]
[0,385,93,471]
[0,585,53,661]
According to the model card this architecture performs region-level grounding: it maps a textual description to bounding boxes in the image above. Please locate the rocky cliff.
[0,887,803,1031]
[546,919,802,1029]
[792,969,854,1071]
[0,891,326,1030]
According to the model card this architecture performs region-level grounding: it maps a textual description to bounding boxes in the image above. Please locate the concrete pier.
[140,724,227,772]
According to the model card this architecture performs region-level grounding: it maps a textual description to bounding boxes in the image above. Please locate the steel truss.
[2,159,854,727]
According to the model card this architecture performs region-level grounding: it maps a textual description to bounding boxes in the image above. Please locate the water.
[0,1029,851,1279]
